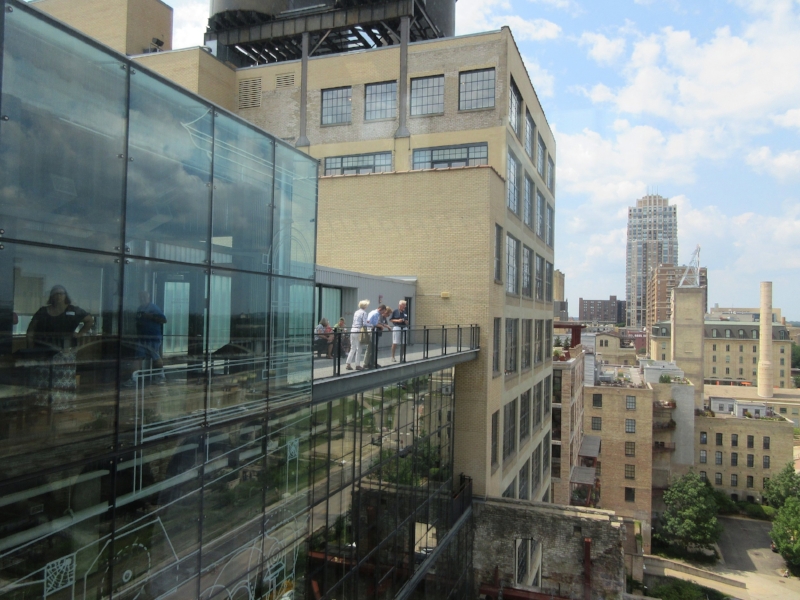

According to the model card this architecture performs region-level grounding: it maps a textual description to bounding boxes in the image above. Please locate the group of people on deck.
[313,299,409,371]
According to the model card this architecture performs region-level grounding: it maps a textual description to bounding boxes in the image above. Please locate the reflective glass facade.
[0,2,317,599]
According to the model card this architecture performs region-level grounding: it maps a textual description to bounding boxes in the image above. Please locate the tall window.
[506,235,520,294]
[763,455,770,468]
[493,317,502,373]
[547,157,555,191]
[699,450,707,463]
[509,78,521,134]
[412,142,488,170]
[505,318,519,374]
[521,319,532,369]
[763,436,770,450]
[522,246,533,298]
[525,110,535,157]
[533,382,543,429]
[545,320,552,357]
[546,204,554,247]
[410,75,444,115]
[716,433,723,446]
[715,473,722,485]
[534,320,544,364]
[503,480,516,498]
[747,435,754,448]
[731,452,738,466]
[536,190,546,237]
[625,419,636,433]
[591,416,602,431]
[747,454,754,467]
[700,431,708,444]
[625,465,635,479]
[731,434,738,447]
[537,134,546,175]
[625,441,635,457]
[731,474,738,487]
[321,86,352,124]
[544,375,551,414]
[507,151,520,213]
[532,444,542,491]
[520,389,531,442]
[625,487,635,502]
[524,176,534,228]
[365,81,397,120]
[494,224,503,282]
[545,261,553,302]
[626,395,636,410]
[491,410,499,465]
[715,451,722,465]
[459,68,495,110]
[593,393,602,408]
[324,152,392,175]
[503,399,517,459]
[518,460,530,501]
[535,254,544,300]
[543,432,550,473]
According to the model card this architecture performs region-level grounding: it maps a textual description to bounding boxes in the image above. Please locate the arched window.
[712,329,718,338]
[738,329,745,339]
[725,329,731,338]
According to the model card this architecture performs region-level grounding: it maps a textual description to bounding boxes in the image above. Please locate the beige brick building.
[595,332,638,366]
[650,320,794,389]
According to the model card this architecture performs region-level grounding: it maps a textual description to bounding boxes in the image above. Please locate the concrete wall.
[473,499,626,600]
[670,287,705,408]
[669,382,696,468]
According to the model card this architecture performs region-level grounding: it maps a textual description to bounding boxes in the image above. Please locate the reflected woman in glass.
[25,285,94,410]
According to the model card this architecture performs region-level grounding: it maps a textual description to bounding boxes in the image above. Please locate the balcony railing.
[652,419,677,431]
[653,400,676,409]
[312,324,480,380]
[653,442,676,453]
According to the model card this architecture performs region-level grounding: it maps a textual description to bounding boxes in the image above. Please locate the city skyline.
[163,0,799,319]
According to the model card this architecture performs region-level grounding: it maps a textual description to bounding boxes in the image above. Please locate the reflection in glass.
[270,277,313,406]
[0,463,113,600]
[0,7,126,251]
[212,114,274,273]
[125,71,212,263]
[272,144,317,280]
[0,243,119,478]
[119,259,208,446]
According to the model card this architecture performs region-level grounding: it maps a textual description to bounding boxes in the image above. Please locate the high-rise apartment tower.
[626,194,678,328]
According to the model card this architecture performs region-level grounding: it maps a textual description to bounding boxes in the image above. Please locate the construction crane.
[678,245,701,287]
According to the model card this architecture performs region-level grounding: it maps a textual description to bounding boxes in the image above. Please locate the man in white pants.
[390,300,409,362]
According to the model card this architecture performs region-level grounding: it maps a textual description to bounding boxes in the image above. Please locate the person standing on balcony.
[363,305,391,369]
[346,300,370,371]
[390,300,409,363]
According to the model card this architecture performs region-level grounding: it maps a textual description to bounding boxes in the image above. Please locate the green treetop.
[658,472,721,550]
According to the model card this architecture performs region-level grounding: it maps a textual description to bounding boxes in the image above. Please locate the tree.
[764,462,800,509]
[792,342,800,369]
[771,496,800,567]
[658,472,721,550]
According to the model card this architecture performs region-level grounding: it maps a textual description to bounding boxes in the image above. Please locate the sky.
[171,0,800,319]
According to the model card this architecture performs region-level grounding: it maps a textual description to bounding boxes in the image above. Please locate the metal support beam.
[296,32,310,148]
[395,16,410,138]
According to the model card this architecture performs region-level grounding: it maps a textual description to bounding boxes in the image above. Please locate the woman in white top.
[346,299,370,370]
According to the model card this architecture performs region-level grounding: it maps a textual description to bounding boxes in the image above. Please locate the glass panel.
[272,145,317,280]
[0,462,113,600]
[118,259,208,447]
[0,6,126,251]
[208,270,269,426]
[114,437,203,598]
[270,277,313,406]
[200,421,267,596]
[125,71,212,264]
[211,114,274,273]
[0,242,119,478]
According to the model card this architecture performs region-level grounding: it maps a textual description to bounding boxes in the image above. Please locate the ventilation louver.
[275,73,295,88]
[238,77,262,109]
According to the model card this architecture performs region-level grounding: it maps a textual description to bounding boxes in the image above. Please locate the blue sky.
[170,0,800,319]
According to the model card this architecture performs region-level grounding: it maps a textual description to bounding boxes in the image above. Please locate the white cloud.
[529,0,584,16]
[579,32,626,64]
[456,0,562,41]
[745,147,800,180]
[171,0,208,49]
[522,56,556,97]
[773,108,800,130]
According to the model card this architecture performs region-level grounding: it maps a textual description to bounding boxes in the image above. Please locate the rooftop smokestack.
[757,282,773,398]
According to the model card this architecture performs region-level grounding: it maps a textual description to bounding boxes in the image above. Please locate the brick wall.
[473,498,626,599]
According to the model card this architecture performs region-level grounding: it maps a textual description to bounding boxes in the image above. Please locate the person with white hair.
[346,299,370,370]
[390,300,409,362]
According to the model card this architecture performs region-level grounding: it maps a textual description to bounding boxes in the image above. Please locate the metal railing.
[312,324,480,378]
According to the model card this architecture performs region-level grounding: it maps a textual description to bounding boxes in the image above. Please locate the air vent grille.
[238,77,262,109]
[275,73,295,88]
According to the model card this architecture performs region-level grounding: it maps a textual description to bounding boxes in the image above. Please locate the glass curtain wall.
[0,3,317,600]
